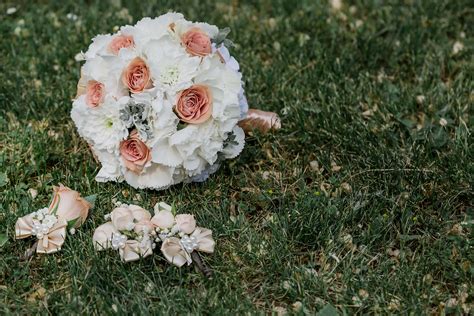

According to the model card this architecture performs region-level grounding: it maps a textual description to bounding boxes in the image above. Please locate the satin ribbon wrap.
[161,227,215,267]
[238,109,281,134]
[15,213,68,254]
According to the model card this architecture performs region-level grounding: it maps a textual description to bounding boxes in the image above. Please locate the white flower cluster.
[30,208,58,239]
[71,13,247,190]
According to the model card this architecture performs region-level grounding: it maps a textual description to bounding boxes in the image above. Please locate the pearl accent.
[30,208,58,240]
[111,233,128,249]
[180,235,198,253]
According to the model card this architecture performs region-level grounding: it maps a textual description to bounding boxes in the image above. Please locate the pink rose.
[49,184,91,228]
[175,84,213,124]
[181,27,211,57]
[108,35,134,55]
[122,57,152,94]
[86,80,104,107]
[175,214,196,234]
[120,130,151,173]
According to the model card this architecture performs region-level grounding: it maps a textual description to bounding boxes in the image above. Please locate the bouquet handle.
[238,109,281,134]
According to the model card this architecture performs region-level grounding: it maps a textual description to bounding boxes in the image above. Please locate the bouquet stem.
[20,240,38,261]
[191,251,213,279]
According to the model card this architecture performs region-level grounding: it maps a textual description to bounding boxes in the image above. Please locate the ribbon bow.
[15,212,67,254]
[93,220,154,263]
[161,227,215,267]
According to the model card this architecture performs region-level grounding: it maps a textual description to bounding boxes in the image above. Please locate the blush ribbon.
[15,213,67,254]
[161,227,215,267]
[238,109,281,134]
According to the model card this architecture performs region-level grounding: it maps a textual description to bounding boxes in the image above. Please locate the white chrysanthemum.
[145,39,200,96]
[72,95,129,153]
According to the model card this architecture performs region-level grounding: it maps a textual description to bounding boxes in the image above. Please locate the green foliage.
[0,0,472,314]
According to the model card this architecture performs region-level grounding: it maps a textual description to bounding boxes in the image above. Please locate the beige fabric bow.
[120,240,153,262]
[15,213,67,254]
[161,227,215,267]
[92,221,154,262]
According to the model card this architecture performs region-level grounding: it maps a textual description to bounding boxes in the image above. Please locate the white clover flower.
[6,7,17,15]
[453,41,464,55]
[66,13,78,21]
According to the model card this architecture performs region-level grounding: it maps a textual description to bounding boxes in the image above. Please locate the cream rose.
[110,206,134,231]
[175,84,212,124]
[175,214,196,234]
[49,184,91,228]
[120,130,151,173]
[86,80,104,107]
[108,34,134,55]
[122,57,152,93]
[181,27,211,57]
[129,205,153,234]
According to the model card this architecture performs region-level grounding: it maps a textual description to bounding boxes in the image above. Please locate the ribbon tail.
[194,227,216,254]
[15,215,35,239]
[161,237,188,267]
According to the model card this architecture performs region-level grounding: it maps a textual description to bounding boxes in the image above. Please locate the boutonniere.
[15,184,94,258]
[93,201,215,277]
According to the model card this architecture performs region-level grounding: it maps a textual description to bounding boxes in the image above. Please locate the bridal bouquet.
[72,13,249,190]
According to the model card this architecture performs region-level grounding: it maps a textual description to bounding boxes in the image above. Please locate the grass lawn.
[0,0,472,314]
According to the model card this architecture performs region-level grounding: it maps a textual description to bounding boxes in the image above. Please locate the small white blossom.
[330,0,342,10]
[66,13,78,21]
[6,7,17,15]
[453,41,464,55]
[416,95,425,105]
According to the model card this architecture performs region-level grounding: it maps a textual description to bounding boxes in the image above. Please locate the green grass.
[0,0,473,314]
